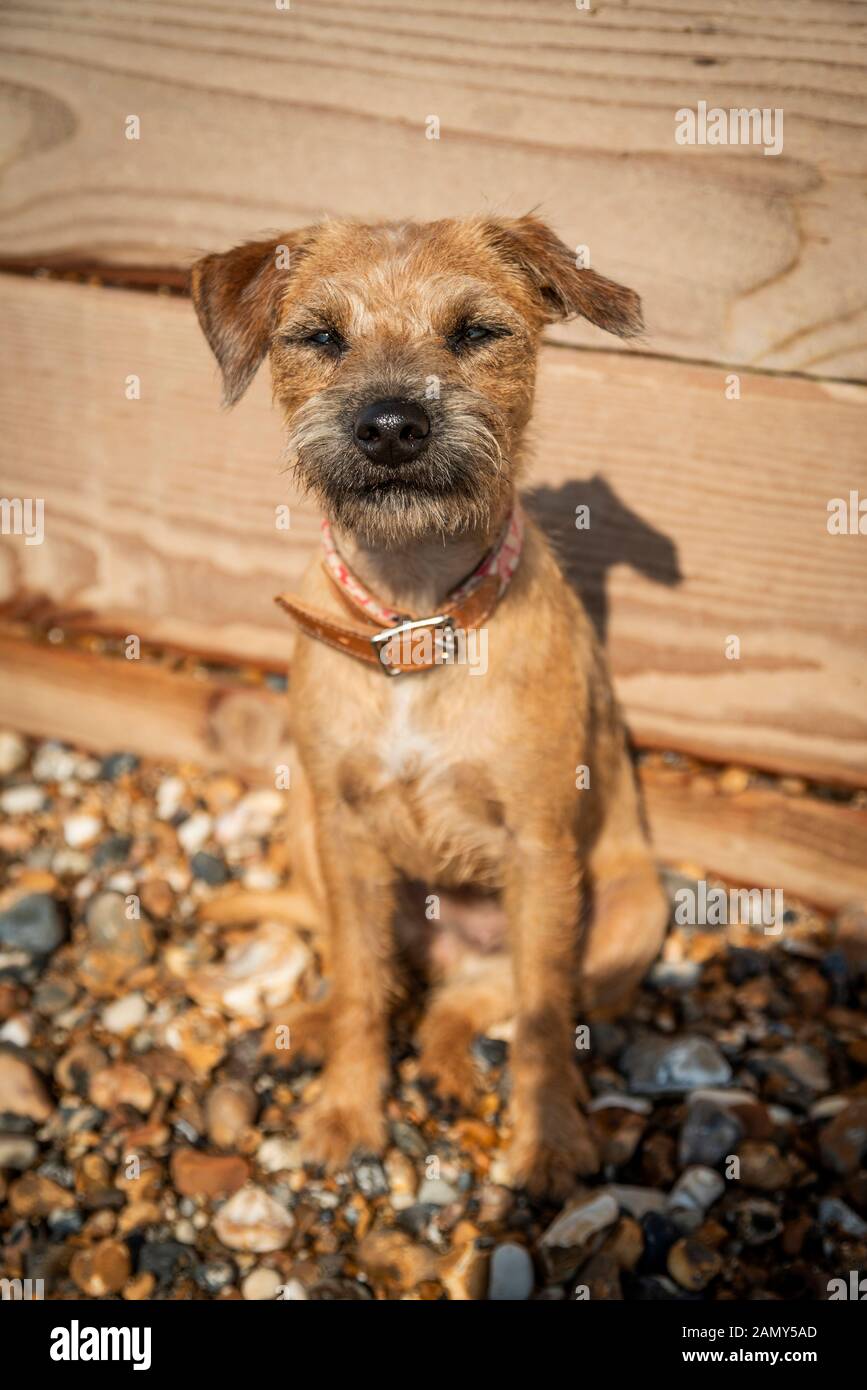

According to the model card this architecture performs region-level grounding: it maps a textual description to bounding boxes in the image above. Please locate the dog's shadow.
[525,475,682,644]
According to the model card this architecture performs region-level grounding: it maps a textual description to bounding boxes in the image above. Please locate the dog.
[190,215,668,1199]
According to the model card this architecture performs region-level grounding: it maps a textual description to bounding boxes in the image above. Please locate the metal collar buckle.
[370,614,455,676]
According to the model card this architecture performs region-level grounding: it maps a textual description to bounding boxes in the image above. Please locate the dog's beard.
[282,387,511,545]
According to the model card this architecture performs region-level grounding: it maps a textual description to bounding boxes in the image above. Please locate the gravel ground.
[1,730,866,1301]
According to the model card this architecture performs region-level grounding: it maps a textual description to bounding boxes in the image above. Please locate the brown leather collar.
[275,569,501,676]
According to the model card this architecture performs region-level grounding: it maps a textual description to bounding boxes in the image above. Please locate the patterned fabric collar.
[320,502,525,627]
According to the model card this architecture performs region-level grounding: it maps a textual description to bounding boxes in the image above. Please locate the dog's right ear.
[190,231,315,405]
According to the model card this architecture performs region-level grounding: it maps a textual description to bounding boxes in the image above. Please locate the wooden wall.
[2,0,866,375]
[1,0,866,793]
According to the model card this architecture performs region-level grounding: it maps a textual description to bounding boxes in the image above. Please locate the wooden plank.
[0,632,291,775]
[643,765,867,914]
[0,0,865,377]
[0,632,864,911]
[1,272,866,784]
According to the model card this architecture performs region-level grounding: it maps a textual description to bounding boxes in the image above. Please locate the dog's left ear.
[484,215,643,338]
[190,229,317,405]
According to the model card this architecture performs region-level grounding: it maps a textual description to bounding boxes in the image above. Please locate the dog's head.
[191,216,641,543]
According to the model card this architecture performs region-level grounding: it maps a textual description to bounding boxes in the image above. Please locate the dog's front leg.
[297,805,396,1170]
[505,831,599,1199]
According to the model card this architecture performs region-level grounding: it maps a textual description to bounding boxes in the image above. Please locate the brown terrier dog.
[191,216,667,1198]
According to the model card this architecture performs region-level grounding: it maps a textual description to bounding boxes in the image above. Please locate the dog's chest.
[335,679,508,887]
[376,681,441,781]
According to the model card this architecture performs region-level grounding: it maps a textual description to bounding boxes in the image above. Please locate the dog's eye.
[449,322,505,353]
[305,329,343,351]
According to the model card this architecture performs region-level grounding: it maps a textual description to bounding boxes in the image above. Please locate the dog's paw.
[507,1107,599,1200]
[418,1046,479,1110]
[297,1093,386,1172]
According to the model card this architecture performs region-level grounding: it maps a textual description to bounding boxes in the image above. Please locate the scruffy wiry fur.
[282,379,509,544]
[191,215,665,1201]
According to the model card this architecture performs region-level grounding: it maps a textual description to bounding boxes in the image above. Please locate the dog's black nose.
[353,398,431,465]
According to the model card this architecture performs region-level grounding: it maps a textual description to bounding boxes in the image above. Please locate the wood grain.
[645,764,867,914]
[0,0,865,376]
[0,630,292,775]
[1,273,866,784]
[0,630,863,911]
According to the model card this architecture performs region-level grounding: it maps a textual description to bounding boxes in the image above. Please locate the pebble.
[190,852,229,885]
[93,834,133,868]
[215,791,284,845]
[213,1185,294,1253]
[358,1229,438,1290]
[762,1044,830,1098]
[9,1171,75,1217]
[55,1040,108,1094]
[165,1006,228,1077]
[649,960,702,990]
[391,1121,428,1160]
[32,743,80,783]
[818,1197,867,1238]
[206,1080,257,1149]
[177,812,213,856]
[63,814,103,848]
[737,1140,790,1191]
[186,924,311,1022]
[0,1133,39,1168]
[257,1136,302,1174]
[667,1237,722,1292]
[0,730,28,776]
[1,785,46,815]
[384,1149,417,1209]
[277,1278,308,1301]
[156,776,186,821]
[140,1240,198,1288]
[99,752,139,780]
[123,1272,156,1301]
[0,1013,33,1047]
[439,1236,490,1301]
[0,894,65,960]
[667,1167,725,1224]
[80,892,154,997]
[0,1051,54,1121]
[818,1099,867,1175]
[638,1211,680,1273]
[196,1260,237,1295]
[353,1154,390,1198]
[621,1035,732,1095]
[34,977,77,1016]
[588,1094,652,1115]
[242,1266,282,1300]
[541,1191,619,1252]
[487,1242,534,1300]
[52,848,90,877]
[70,1238,131,1296]
[416,1176,459,1206]
[604,1185,668,1220]
[679,1096,743,1167]
[100,992,149,1035]
[576,1250,622,1300]
[170,1149,250,1199]
[89,1063,155,1114]
[139,879,175,920]
[603,1215,644,1272]
[732,1198,783,1247]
